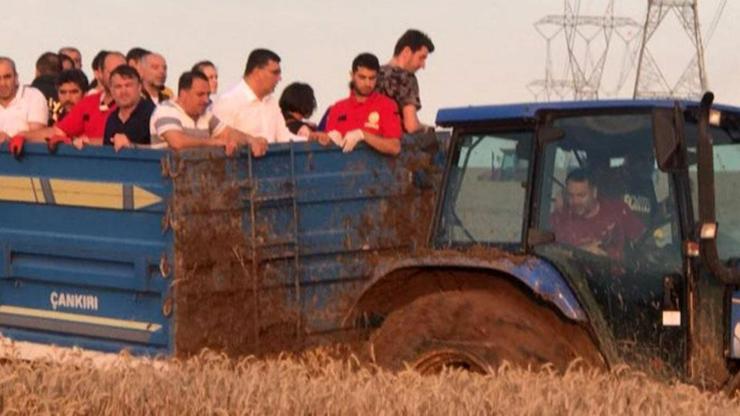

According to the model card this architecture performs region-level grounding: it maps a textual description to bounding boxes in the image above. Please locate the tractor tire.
[369,280,604,374]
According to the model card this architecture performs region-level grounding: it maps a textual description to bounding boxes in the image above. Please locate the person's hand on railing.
[342,129,364,153]
[46,135,71,154]
[8,135,25,160]
[112,134,133,153]
[327,130,343,147]
[308,131,331,146]
[247,136,268,157]
[72,137,90,150]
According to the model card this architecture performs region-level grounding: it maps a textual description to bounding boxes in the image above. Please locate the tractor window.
[435,131,531,247]
[537,113,681,264]
[686,119,740,260]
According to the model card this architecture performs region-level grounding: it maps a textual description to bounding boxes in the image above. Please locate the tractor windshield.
[533,111,686,373]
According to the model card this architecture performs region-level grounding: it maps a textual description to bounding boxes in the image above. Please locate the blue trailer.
[0,135,442,358]
[4,95,740,391]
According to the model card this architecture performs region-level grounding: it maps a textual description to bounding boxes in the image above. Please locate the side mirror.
[652,104,686,171]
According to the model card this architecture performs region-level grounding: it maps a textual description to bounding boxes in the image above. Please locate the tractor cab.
[434,97,740,386]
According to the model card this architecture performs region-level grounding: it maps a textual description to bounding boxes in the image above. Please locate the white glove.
[342,129,364,153]
[327,130,344,147]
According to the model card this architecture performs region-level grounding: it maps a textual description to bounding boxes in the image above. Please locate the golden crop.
[0,348,737,415]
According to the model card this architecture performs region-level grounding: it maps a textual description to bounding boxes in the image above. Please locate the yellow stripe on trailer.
[50,179,124,209]
[0,305,162,333]
[133,185,162,209]
[0,176,161,210]
[0,176,41,203]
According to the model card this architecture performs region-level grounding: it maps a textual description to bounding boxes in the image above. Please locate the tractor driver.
[550,168,645,260]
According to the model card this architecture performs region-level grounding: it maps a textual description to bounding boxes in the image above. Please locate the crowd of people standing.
[0,29,434,159]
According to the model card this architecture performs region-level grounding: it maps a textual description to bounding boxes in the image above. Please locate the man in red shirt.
[324,53,402,156]
[550,168,645,260]
[20,51,125,150]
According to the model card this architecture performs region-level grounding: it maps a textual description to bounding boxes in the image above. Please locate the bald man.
[141,52,172,104]
[0,56,48,153]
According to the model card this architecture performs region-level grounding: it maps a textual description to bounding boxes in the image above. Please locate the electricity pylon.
[633,0,707,99]
[529,0,641,101]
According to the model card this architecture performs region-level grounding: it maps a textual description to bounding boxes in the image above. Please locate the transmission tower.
[633,0,707,99]
[529,0,641,101]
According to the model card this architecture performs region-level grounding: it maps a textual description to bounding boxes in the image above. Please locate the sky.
[2,0,738,123]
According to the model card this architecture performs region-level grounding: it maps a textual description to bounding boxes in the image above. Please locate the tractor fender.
[345,252,587,325]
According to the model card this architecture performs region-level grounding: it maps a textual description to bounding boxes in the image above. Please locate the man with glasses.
[213,48,300,143]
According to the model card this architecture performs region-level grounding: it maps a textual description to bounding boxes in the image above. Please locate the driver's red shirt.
[550,199,646,260]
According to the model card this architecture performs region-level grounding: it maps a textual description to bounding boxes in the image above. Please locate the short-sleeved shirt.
[103,99,155,146]
[56,92,116,142]
[377,65,421,111]
[213,80,302,143]
[149,100,227,146]
[0,85,49,136]
[325,91,402,139]
[550,199,646,260]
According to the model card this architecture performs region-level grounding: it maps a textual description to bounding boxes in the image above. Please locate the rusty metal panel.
[170,138,444,357]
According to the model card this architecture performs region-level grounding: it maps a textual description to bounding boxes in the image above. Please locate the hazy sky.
[3,0,738,122]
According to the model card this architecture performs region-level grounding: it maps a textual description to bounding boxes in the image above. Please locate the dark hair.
[352,53,380,73]
[178,70,209,93]
[110,65,141,83]
[56,69,89,91]
[279,82,316,118]
[59,54,75,70]
[36,52,62,76]
[244,49,281,76]
[91,50,109,71]
[126,47,150,64]
[393,29,435,56]
[566,168,594,187]
[192,60,216,73]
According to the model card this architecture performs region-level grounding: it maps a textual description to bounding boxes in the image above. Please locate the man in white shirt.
[213,49,304,144]
[0,56,49,156]
[150,70,267,157]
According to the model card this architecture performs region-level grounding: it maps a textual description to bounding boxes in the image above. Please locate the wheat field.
[0,348,738,415]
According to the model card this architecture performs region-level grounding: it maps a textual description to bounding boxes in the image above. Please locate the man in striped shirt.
[150,70,267,157]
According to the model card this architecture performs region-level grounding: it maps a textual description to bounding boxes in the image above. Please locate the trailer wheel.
[369,282,603,374]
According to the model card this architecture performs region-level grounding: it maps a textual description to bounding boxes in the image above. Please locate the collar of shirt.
[239,80,274,105]
[172,99,207,123]
[95,91,115,112]
[347,90,380,107]
[116,99,149,123]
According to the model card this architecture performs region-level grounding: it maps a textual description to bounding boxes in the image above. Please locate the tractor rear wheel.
[369,280,603,374]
